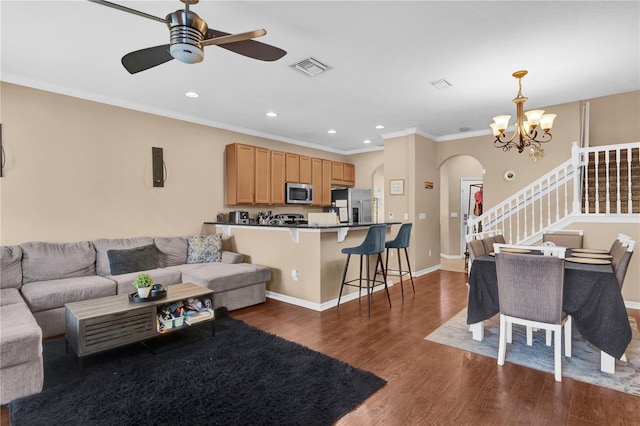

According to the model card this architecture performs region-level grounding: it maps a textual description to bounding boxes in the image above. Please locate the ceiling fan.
[89,0,287,74]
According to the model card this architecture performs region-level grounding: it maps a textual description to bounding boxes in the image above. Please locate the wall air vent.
[430,78,453,90]
[290,57,332,77]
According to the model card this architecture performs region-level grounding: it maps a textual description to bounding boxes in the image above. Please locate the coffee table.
[65,282,214,364]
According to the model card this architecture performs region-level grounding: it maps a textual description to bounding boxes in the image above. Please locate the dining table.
[466,249,632,373]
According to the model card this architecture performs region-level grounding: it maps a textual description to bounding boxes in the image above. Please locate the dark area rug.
[10,317,386,426]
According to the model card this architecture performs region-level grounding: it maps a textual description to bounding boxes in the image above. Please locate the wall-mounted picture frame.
[389,179,404,195]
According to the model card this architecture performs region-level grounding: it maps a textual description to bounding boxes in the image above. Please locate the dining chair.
[467,239,487,269]
[494,244,570,350]
[609,233,632,255]
[337,224,390,317]
[542,229,584,248]
[612,239,635,289]
[495,251,571,382]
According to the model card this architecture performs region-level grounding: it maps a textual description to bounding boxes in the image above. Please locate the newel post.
[571,141,582,215]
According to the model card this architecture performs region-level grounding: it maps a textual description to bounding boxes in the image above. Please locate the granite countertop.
[204,221,401,230]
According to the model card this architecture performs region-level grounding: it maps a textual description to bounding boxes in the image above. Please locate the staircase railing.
[468,141,640,245]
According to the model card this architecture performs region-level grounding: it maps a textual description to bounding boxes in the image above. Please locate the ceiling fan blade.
[88,0,167,24]
[205,29,287,61]
[201,29,266,47]
[121,45,173,74]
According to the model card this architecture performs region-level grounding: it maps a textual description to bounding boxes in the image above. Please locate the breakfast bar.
[202,221,401,311]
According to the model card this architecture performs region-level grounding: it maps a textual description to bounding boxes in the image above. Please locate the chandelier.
[490,70,556,161]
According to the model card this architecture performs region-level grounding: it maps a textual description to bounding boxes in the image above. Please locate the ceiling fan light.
[170,43,204,64]
[540,114,557,131]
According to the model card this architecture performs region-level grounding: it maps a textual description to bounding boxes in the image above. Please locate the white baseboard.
[625,300,640,310]
[267,281,397,312]
[440,253,464,259]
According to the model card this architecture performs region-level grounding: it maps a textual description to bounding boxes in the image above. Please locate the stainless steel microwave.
[286,182,314,204]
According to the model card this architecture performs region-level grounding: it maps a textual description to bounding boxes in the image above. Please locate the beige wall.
[0,83,350,245]
[588,91,640,146]
[383,133,440,272]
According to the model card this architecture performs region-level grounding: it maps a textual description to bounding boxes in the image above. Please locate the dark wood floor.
[2,269,638,425]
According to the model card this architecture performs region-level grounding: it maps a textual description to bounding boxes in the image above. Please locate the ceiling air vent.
[430,78,453,90]
[290,57,331,77]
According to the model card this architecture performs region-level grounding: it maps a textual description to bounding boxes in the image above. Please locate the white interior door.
[460,178,483,255]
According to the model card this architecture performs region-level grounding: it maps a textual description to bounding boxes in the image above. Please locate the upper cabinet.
[271,151,286,205]
[285,153,299,183]
[299,155,312,184]
[331,161,355,186]
[226,143,355,206]
[311,158,332,206]
[225,143,255,205]
[254,147,271,205]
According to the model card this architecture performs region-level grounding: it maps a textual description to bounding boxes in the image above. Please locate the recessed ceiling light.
[328,129,337,134]
[375,125,384,129]
[266,112,278,117]
[185,91,199,98]
[363,139,372,144]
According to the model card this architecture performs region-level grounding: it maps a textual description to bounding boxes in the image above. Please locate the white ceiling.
[2,1,639,154]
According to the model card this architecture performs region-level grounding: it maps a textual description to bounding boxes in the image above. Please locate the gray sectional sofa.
[0,235,271,405]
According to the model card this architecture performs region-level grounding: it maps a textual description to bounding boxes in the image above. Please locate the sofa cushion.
[154,236,188,268]
[0,245,23,289]
[0,302,42,368]
[222,250,244,264]
[93,237,153,276]
[21,241,96,284]
[179,263,271,293]
[106,268,183,295]
[107,244,158,275]
[20,275,117,313]
[187,234,222,264]
[0,288,25,307]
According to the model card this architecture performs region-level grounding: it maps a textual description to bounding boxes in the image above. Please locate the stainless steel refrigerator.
[331,188,373,224]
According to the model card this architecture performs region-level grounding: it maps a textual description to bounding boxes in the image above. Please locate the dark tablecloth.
[466,253,632,359]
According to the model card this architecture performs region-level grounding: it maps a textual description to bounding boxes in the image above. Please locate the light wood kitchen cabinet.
[343,163,355,184]
[311,158,333,206]
[331,161,344,181]
[285,153,300,182]
[322,159,332,205]
[299,155,312,184]
[331,161,355,186]
[254,147,271,204]
[226,143,355,205]
[271,150,286,205]
[311,158,323,206]
[225,143,255,205]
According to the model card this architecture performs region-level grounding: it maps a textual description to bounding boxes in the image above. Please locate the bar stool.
[380,223,414,299]
[337,224,390,317]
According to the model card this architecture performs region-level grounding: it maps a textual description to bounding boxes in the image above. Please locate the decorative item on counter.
[132,273,154,298]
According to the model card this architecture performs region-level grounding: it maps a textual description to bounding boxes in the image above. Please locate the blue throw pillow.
[107,244,158,275]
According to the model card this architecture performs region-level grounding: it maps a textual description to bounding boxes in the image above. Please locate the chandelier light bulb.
[540,114,557,131]
[492,115,511,133]
[524,110,545,128]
